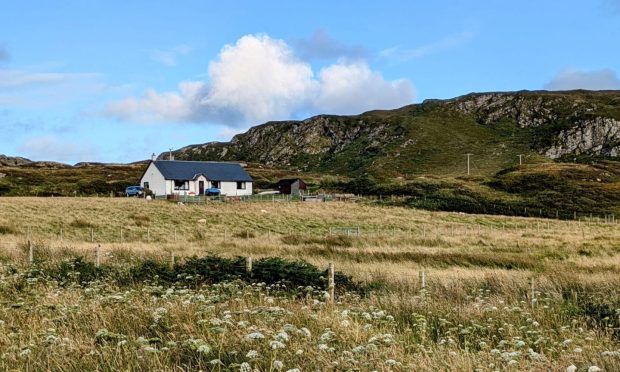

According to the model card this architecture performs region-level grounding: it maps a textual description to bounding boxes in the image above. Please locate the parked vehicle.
[125,186,144,197]
[205,187,221,196]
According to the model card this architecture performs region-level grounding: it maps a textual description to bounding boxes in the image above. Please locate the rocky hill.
[168,90,620,178]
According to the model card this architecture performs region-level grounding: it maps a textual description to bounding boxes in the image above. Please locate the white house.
[139,160,253,197]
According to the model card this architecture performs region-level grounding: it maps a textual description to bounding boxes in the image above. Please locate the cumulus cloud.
[291,29,368,61]
[105,34,414,126]
[315,61,414,114]
[544,68,620,91]
[17,135,97,162]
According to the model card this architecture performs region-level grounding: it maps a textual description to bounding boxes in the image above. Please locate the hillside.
[170,90,620,178]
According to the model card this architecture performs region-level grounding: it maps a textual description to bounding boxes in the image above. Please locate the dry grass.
[0,197,619,370]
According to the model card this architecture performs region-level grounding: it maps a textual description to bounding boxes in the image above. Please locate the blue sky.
[1,0,619,163]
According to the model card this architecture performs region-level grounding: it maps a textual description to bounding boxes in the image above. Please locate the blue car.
[125,186,144,197]
[205,187,221,196]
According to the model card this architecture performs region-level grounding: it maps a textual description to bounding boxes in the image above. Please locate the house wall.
[219,181,252,196]
[140,162,166,197]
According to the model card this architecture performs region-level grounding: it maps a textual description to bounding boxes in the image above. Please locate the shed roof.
[152,160,252,182]
[276,178,306,187]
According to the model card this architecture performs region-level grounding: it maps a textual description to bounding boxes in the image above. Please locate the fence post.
[28,240,33,265]
[530,277,535,308]
[328,263,335,304]
[95,244,101,268]
[170,252,175,269]
[246,256,253,276]
[174,228,177,242]
[419,270,426,289]
[90,227,94,243]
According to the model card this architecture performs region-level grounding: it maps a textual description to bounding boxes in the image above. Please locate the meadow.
[0,197,619,371]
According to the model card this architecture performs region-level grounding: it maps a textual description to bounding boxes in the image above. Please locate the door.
[198,181,205,195]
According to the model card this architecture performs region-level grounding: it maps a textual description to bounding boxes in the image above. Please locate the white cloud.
[149,44,192,66]
[380,31,474,62]
[0,44,8,62]
[0,70,97,89]
[105,34,414,127]
[17,135,96,163]
[315,60,414,114]
[544,68,620,90]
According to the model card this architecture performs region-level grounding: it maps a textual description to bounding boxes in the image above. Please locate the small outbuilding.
[139,160,253,197]
[275,178,307,196]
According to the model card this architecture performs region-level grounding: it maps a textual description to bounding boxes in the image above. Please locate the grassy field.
[0,197,619,370]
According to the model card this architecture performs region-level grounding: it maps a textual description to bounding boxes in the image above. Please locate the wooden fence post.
[246,256,253,276]
[90,227,94,243]
[95,244,101,268]
[531,277,535,307]
[28,240,33,265]
[328,263,335,304]
[419,270,426,290]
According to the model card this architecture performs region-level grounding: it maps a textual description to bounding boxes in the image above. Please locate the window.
[174,180,189,190]
[143,182,150,189]
[236,181,246,190]
[211,181,220,188]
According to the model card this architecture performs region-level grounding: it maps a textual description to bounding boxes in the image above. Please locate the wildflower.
[507,360,518,366]
[210,359,223,366]
[246,350,259,359]
[566,365,577,372]
[588,367,602,372]
[19,348,31,358]
[320,330,335,342]
[563,339,572,346]
[275,331,289,342]
[270,341,286,349]
[573,347,583,353]
[286,369,301,372]
[449,351,457,357]
[240,362,252,372]
[247,332,265,340]
[299,327,311,338]
[352,346,365,353]
[273,360,284,370]
[143,346,158,353]
[340,320,350,327]
[197,344,211,354]
[318,343,329,351]
[515,340,526,348]
[385,359,397,366]
[295,349,303,355]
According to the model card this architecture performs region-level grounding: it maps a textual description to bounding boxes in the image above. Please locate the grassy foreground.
[0,197,619,371]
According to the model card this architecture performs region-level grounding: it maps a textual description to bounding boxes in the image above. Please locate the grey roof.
[152,161,252,182]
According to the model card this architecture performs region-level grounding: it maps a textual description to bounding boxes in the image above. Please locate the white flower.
[286,369,301,372]
[275,331,289,342]
[299,327,311,338]
[588,367,602,372]
[197,344,211,354]
[247,332,265,340]
[573,347,583,353]
[295,349,303,355]
[566,365,577,372]
[273,360,284,370]
[210,359,222,366]
[352,346,365,353]
[270,341,286,349]
[340,320,350,327]
[246,350,259,359]
[385,359,397,366]
[19,348,31,357]
[318,343,329,350]
[240,362,252,372]
[507,360,518,366]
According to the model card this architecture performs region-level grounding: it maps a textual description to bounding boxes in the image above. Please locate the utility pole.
[518,154,523,166]
[466,153,473,176]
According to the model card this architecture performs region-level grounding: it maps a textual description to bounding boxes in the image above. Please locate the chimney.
[151,153,156,161]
